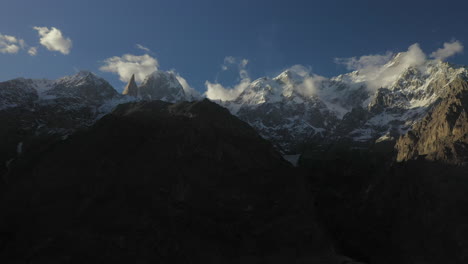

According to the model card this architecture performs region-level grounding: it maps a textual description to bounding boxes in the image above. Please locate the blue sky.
[1,0,468,93]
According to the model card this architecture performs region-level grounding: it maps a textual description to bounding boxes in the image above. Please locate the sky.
[1,0,468,94]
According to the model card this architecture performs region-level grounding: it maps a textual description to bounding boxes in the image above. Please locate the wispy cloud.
[136,44,151,53]
[285,65,326,97]
[334,51,394,72]
[33,26,72,55]
[430,40,463,61]
[0,33,24,54]
[335,40,465,92]
[335,43,427,91]
[28,47,38,56]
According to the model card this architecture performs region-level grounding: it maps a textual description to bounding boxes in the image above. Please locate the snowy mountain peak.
[235,77,282,105]
[39,71,119,105]
[274,69,306,85]
[138,70,187,102]
[56,70,106,87]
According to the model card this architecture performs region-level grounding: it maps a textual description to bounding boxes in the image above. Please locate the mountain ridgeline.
[1,55,468,263]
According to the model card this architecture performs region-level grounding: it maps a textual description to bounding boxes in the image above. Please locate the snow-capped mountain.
[47,71,119,104]
[223,72,339,151]
[333,59,468,144]
[0,71,129,173]
[0,71,122,110]
[138,71,187,102]
[219,56,468,152]
[0,69,199,142]
[121,70,198,102]
[2,55,468,162]
[0,69,207,171]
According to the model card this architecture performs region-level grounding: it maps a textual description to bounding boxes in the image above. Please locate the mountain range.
[1,53,468,166]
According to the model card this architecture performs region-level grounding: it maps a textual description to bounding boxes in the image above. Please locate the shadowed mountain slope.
[0,99,340,263]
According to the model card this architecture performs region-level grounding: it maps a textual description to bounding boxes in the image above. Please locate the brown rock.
[122,74,138,97]
[396,77,468,164]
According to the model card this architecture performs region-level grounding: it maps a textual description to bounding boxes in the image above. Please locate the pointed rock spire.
[122,74,138,97]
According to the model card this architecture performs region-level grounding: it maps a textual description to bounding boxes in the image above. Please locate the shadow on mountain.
[303,143,468,264]
[0,100,339,263]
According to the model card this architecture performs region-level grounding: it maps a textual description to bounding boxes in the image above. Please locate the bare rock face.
[396,77,468,164]
[122,74,138,97]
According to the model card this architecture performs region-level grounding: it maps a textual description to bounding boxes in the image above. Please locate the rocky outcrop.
[122,74,138,97]
[396,77,468,164]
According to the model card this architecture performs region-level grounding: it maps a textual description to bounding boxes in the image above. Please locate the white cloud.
[205,79,250,101]
[299,75,326,97]
[221,56,248,71]
[297,77,326,98]
[100,53,199,99]
[240,59,249,68]
[100,54,159,83]
[33,26,72,55]
[169,70,201,100]
[0,33,23,54]
[430,40,463,61]
[335,43,427,91]
[206,56,251,101]
[28,47,38,56]
[223,56,236,65]
[282,65,327,97]
[334,51,394,72]
[136,44,151,53]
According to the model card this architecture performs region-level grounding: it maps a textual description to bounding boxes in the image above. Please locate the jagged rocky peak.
[395,76,468,165]
[122,74,138,97]
[138,71,186,102]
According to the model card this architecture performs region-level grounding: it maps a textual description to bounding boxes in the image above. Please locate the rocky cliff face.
[122,73,138,97]
[396,76,468,164]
